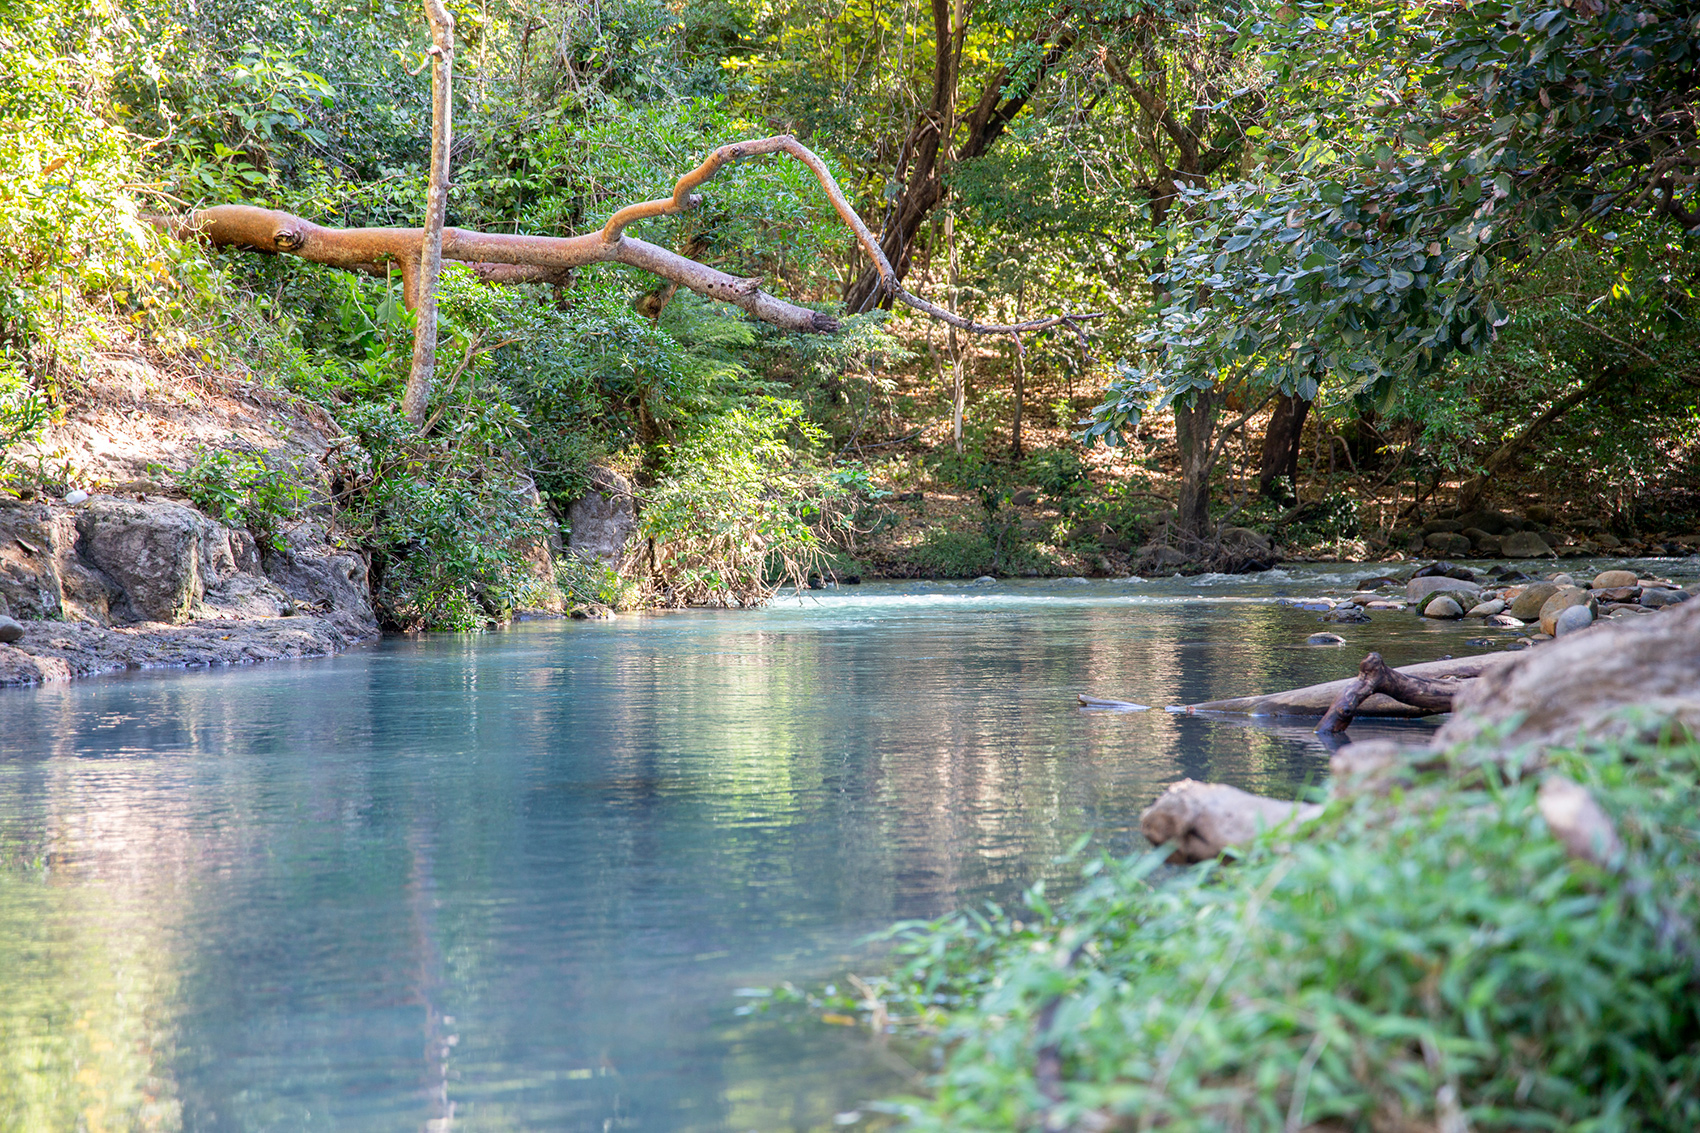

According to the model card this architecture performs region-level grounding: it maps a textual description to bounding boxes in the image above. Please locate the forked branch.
[155,135,1103,338]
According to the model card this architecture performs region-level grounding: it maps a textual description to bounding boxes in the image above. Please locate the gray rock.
[1643,587,1691,609]
[1423,596,1464,619]
[1526,504,1555,525]
[76,497,209,622]
[1424,531,1473,556]
[973,575,997,584]
[1469,531,1503,556]
[1306,632,1347,645]
[1501,530,1556,558]
[1456,510,1517,535]
[566,466,638,566]
[1407,575,1483,603]
[263,545,376,632]
[1538,586,1596,635]
[1320,606,1371,623]
[1488,613,1525,627]
[1355,575,1401,590]
[1436,595,1700,752]
[0,615,22,644]
[1553,604,1595,637]
[1465,598,1506,617]
[1507,582,1562,621]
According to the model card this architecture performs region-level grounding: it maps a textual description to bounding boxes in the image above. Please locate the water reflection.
[1,565,1691,1130]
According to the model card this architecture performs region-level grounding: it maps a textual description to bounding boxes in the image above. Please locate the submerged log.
[1316,652,1467,735]
[1078,694,1149,710]
[1179,653,1514,719]
[1141,779,1324,863]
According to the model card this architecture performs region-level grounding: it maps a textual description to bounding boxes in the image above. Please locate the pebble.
[1306,632,1347,646]
[1465,599,1506,617]
[63,489,88,505]
[1592,569,1639,589]
[0,616,22,644]
[1643,588,1690,609]
[1487,614,1525,627]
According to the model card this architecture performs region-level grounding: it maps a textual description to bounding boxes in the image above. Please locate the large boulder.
[1435,597,1700,752]
[76,497,211,622]
[1425,531,1473,556]
[1,494,372,631]
[567,466,638,566]
[0,499,117,621]
[1501,530,1556,558]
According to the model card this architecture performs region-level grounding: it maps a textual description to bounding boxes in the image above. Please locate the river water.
[0,564,1688,1131]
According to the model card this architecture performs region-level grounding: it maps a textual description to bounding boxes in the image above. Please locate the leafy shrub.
[875,731,1700,1132]
[1022,446,1092,511]
[328,401,555,631]
[152,444,308,551]
[639,398,833,606]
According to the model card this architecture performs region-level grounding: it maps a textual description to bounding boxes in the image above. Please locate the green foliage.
[1089,0,1700,446]
[878,730,1700,1131]
[328,400,554,631]
[151,444,309,551]
[639,398,836,605]
[1022,446,1091,511]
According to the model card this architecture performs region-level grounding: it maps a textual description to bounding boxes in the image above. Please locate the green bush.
[639,397,834,606]
[874,731,1700,1132]
[152,444,309,551]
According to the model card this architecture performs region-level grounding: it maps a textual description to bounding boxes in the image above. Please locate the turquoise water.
[0,567,1682,1131]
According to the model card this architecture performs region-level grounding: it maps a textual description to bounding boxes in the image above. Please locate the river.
[0,565,1684,1131]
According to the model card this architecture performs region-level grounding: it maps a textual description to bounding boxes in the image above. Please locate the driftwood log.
[1140,779,1323,863]
[1179,653,1513,720]
[1315,652,1470,735]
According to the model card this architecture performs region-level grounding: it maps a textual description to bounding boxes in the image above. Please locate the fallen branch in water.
[1176,653,1512,720]
[1315,651,1469,736]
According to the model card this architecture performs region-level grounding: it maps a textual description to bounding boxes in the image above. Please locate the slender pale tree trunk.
[404,0,455,428]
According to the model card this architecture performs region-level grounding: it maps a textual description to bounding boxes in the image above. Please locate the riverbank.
[861,596,1700,1132]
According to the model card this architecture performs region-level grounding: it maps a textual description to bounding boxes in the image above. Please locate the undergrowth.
[813,730,1700,1131]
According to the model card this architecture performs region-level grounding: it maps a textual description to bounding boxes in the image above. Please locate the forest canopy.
[3,0,1698,620]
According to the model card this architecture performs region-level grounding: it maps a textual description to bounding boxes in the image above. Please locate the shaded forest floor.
[819,325,1700,579]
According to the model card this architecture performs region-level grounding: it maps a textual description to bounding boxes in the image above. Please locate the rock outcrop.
[566,465,638,565]
[1434,596,1700,752]
[0,493,377,686]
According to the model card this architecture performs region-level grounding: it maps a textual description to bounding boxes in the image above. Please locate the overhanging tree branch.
[155,135,1102,338]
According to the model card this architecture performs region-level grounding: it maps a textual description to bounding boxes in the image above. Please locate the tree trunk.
[842,8,1074,313]
[1174,389,1222,539]
[1258,393,1310,501]
[1011,337,1025,460]
[403,0,456,428]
